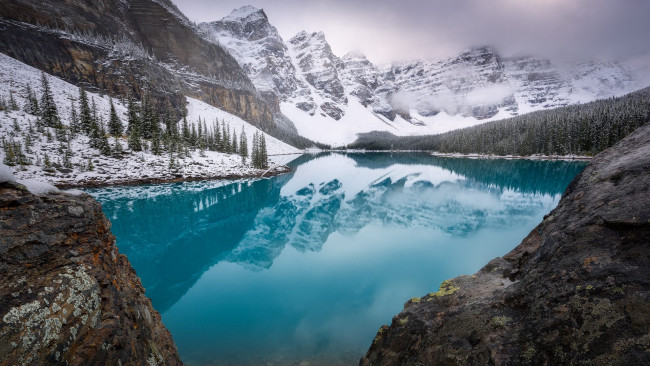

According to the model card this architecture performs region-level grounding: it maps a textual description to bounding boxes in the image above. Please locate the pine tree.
[213,121,221,151]
[239,127,248,164]
[259,133,268,168]
[2,139,17,166]
[113,136,123,155]
[197,118,204,152]
[231,129,238,155]
[151,128,162,155]
[108,97,123,137]
[98,118,111,155]
[251,132,261,168]
[62,142,73,169]
[24,134,33,154]
[89,100,102,149]
[191,124,197,148]
[128,120,142,152]
[168,150,176,171]
[79,87,93,134]
[9,91,19,111]
[222,122,230,153]
[24,84,39,115]
[140,94,158,140]
[126,96,140,134]
[40,72,60,128]
[182,116,190,145]
[69,100,79,137]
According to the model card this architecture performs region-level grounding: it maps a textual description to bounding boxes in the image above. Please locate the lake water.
[87,153,586,366]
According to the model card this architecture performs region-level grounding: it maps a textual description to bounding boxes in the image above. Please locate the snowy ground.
[281,96,516,148]
[0,53,301,188]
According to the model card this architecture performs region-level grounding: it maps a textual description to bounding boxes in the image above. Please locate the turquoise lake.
[87,153,587,366]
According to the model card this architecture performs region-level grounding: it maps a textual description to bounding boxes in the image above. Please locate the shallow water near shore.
[87,153,586,365]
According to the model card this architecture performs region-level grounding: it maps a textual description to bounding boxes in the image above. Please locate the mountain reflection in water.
[88,153,586,366]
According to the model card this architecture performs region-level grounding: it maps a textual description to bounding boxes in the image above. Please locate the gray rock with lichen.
[0,184,183,366]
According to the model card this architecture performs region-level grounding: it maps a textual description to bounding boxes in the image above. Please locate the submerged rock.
[0,184,182,365]
[361,123,650,365]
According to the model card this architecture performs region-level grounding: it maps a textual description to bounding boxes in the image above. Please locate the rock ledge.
[0,184,182,365]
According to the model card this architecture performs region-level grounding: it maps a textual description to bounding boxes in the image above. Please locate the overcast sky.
[174,0,650,65]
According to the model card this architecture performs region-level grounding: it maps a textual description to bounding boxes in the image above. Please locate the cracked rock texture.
[361,123,650,365]
[0,185,182,365]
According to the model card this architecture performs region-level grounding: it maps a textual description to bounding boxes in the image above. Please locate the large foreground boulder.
[0,184,183,365]
[361,123,650,365]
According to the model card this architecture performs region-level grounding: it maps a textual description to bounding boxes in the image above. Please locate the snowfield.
[281,97,511,148]
[0,53,301,188]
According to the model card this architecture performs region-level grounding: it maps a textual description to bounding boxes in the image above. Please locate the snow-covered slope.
[0,53,300,187]
[184,97,300,164]
[200,7,644,147]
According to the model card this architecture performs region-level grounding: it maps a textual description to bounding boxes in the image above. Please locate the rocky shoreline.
[0,181,183,365]
[54,165,293,190]
[361,124,650,364]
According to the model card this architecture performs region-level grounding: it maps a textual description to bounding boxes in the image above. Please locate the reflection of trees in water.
[90,154,585,312]
[91,174,291,312]
[427,156,587,195]
[345,152,586,195]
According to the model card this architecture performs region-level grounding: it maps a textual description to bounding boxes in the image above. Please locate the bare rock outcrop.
[361,123,650,365]
[0,184,183,366]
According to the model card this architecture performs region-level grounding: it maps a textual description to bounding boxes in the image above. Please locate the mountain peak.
[223,5,267,22]
[343,51,368,61]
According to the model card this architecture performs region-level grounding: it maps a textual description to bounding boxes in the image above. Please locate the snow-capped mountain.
[201,6,643,147]
[200,6,311,106]
[286,31,348,119]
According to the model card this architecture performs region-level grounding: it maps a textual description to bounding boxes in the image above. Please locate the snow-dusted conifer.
[108,97,123,136]
[9,91,19,111]
[126,96,140,135]
[79,87,93,134]
[40,72,60,128]
[239,127,248,164]
[24,84,39,115]
[231,129,238,155]
[69,100,79,137]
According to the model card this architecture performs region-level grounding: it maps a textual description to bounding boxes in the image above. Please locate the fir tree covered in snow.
[251,131,268,168]
[108,97,123,137]
[39,72,60,129]
[239,127,248,164]
[23,85,39,115]
[79,87,93,135]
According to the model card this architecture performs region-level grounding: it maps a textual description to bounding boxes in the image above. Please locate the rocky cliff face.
[0,0,274,130]
[288,31,348,120]
[384,47,518,120]
[0,184,183,365]
[200,6,312,107]
[361,123,650,365]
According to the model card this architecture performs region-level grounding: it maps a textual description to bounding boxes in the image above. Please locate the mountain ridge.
[201,6,644,146]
